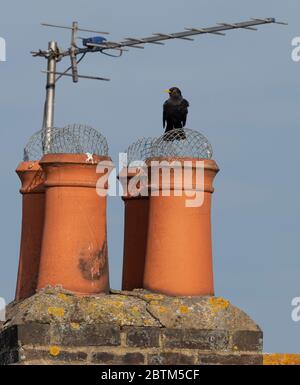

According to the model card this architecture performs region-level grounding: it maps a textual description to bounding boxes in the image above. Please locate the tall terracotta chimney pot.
[37,153,112,296]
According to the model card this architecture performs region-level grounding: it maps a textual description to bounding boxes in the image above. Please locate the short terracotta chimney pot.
[119,167,149,291]
[37,153,112,295]
[15,161,45,301]
[143,157,219,296]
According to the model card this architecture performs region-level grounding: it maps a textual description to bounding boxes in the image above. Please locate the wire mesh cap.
[24,124,109,161]
[24,127,60,161]
[124,137,156,167]
[152,128,213,159]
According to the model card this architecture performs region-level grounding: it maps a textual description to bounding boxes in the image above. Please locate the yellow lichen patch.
[179,306,189,314]
[158,306,167,313]
[70,323,81,330]
[264,354,300,365]
[111,301,126,308]
[144,294,164,301]
[150,300,159,306]
[48,307,65,317]
[208,297,230,313]
[49,346,61,357]
[58,293,72,302]
[130,306,140,314]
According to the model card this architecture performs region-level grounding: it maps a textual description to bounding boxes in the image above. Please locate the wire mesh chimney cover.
[24,124,109,161]
[152,128,213,159]
[125,137,156,167]
[23,127,60,161]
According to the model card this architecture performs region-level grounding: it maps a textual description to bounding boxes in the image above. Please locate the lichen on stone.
[4,287,261,334]
[208,297,230,313]
[179,305,190,314]
[70,323,81,330]
[48,307,65,318]
[49,346,61,357]
[57,293,72,303]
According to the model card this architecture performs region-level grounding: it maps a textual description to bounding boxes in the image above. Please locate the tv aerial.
[31,18,287,150]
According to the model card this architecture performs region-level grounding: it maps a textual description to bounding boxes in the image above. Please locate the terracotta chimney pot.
[119,167,149,291]
[143,157,219,296]
[15,161,45,301]
[37,153,112,295]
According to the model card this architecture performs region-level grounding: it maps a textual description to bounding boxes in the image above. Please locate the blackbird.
[163,87,189,139]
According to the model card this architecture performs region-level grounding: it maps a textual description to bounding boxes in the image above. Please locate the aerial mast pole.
[44,40,58,152]
[70,21,79,83]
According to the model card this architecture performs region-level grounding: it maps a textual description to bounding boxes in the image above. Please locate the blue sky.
[0,0,299,353]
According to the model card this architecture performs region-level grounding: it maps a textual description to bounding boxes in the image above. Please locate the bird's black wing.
[182,99,190,108]
[180,99,190,127]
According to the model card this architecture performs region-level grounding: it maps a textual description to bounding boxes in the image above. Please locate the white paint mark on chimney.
[86,153,94,164]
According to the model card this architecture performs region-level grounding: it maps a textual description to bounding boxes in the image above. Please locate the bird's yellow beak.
[164,89,171,94]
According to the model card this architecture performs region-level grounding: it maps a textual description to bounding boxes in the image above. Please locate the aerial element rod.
[41,22,110,35]
[42,70,110,81]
